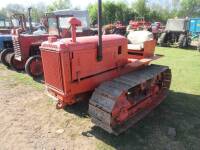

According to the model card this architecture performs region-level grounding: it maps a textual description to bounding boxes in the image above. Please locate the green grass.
[93,47,200,150]
[0,66,44,90]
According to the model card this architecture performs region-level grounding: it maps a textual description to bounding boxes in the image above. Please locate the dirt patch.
[0,64,96,150]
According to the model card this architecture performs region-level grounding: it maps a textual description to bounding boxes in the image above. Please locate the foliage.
[132,0,150,19]
[0,0,199,25]
[88,1,136,25]
[31,3,47,22]
[178,0,200,17]
[47,0,71,12]
[88,0,200,25]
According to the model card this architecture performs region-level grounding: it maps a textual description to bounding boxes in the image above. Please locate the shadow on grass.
[157,45,198,51]
[75,91,200,150]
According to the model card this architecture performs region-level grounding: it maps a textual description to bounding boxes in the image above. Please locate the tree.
[31,3,47,22]
[6,4,25,16]
[88,3,98,25]
[132,0,150,19]
[47,0,71,12]
[178,0,200,17]
[0,8,7,18]
[88,1,136,25]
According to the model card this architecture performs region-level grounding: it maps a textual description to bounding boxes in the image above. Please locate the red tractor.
[0,13,27,65]
[129,17,151,31]
[0,9,96,78]
[40,0,172,135]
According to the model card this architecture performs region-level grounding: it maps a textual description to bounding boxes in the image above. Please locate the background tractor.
[0,9,96,78]
[0,13,28,63]
[189,18,200,51]
[0,35,12,54]
[158,18,191,48]
[0,13,28,53]
[103,21,127,36]
[40,0,172,135]
[129,17,151,31]
[150,22,164,40]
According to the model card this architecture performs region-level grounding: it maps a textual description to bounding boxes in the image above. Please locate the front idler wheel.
[25,55,43,78]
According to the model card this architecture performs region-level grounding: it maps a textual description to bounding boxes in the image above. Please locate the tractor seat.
[127,30,153,51]
[128,43,143,51]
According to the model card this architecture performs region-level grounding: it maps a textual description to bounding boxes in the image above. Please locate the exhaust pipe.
[28,7,33,33]
[97,0,103,61]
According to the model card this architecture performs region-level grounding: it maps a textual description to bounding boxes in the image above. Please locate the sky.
[0,0,97,9]
[0,0,173,10]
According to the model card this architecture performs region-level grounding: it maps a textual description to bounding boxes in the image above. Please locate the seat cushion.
[128,44,143,51]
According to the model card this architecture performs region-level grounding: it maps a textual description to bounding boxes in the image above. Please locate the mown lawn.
[93,47,200,150]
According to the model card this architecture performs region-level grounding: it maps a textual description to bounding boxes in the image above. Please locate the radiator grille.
[12,36,22,60]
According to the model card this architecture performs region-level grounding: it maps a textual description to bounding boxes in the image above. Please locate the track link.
[89,64,171,135]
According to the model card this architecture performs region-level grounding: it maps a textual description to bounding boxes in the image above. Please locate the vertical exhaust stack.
[97,0,103,61]
[28,7,33,33]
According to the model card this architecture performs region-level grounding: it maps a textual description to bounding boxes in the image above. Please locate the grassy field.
[93,47,200,150]
[0,47,200,150]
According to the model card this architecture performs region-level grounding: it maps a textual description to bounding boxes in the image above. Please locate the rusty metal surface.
[89,64,171,135]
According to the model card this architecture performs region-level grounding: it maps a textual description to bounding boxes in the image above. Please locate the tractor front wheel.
[8,53,25,71]
[25,55,43,78]
[0,48,13,67]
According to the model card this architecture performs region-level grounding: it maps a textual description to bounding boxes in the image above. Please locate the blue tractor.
[189,18,200,51]
[0,17,13,54]
[0,34,12,53]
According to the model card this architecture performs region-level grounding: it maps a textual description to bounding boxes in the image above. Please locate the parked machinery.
[0,13,27,64]
[150,22,164,40]
[0,8,48,77]
[0,13,27,53]
[0,35,12,53]
[129,17,151,31]
[189,18,200,51]
[103,21,127,36]
[0,9,96,78]
[40,0,172,135]
[158,18,191,48]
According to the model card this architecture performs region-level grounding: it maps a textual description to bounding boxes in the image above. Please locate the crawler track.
[89,64,171,135]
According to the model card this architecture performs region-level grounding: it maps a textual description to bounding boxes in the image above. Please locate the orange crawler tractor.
[40,0,172,135]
